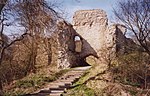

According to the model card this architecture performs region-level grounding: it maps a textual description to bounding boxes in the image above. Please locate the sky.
[56,0,132,37]
[57,0,118,23]
[4,0,119,36]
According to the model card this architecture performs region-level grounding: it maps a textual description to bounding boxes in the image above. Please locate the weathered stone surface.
[72,9,135,61]
[10,9,137,70]
[105,24,126,55]
[73,9,108,53]
[86,56,99,66]
[56,21,77,68]
[73,9,107,27]
[13,9,135,69]
[8,9,138,70]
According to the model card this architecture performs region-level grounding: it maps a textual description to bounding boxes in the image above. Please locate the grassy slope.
[3,65,69,96]
[64,64,108,96]
[64,65,130,96]
[64,53,150,96]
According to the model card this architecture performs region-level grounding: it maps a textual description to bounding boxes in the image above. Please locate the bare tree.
[0,1,30,93]
[113,0,150,55]
[0,0,7,13]
[0,0,59,93]
[0,0,8,94]
[9,0,59,72]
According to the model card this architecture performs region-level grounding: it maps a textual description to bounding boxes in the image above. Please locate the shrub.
[111,52,150,89]
[16,80,34,88]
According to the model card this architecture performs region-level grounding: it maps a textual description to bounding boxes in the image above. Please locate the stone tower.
[73,9,128,59]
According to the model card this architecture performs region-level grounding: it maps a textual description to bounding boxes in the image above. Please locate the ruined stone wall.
[57,21,75,68]
[73,9,108,53]
[12,9,136,69]
[3,9,137,71]
[105,24,126,55]
[10,9,137,70]
[72,9,130,59]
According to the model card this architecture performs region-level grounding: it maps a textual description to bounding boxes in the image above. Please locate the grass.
[63,67,96,96]
[66,52,150,96]
[3,66,70,96]
[64,84,95,96]
[63,63,111,96]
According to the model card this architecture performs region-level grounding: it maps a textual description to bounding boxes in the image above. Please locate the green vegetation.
[64,84,95,96]
[4,67,69,96]
[111,52,150,89]
[65,51,150,96]
[64,65,107,96]
[64,70,95,96]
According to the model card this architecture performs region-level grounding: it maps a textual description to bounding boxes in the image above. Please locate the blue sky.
[58,0,118,23]
[4,0,119,36]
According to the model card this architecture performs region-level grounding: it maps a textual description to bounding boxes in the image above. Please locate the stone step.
[34,92,50,96]
[63,74,82,77]
[54,80,73,85]
[50,82,66,86]
[50,90,64,93]
[66,74,83,78]
[28,67,90,96]
[59,84,71,89]
[40,87,50,91]
[67,75,80,78]
[70,72,83,74]
[61,73,82,77]
[60,75,81,80]
[64,72,83,75]
[64,73,83,76]
[68,72,83,74]
[69,70,84,72]
[24,93,50,96]
[73,66,91,71]
[58,80,74,84]
[23,94,37,96]
[48,84,59,88]
[39,90,51,93]
[58,79,74,81]
[49,87,65,91]
[49,92,62,96]
[66,77,79,81]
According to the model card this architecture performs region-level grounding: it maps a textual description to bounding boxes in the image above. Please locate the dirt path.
[24,66,91,96]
